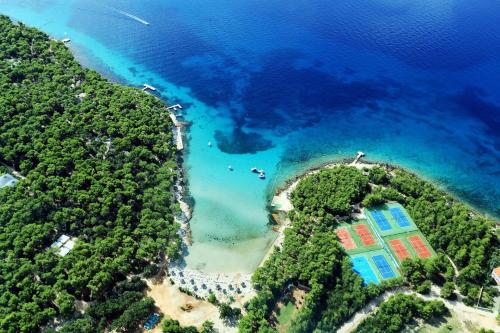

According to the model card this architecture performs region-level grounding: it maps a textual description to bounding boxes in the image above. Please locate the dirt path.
[336,289,402,333]
[337,286,498,333]
[147,279,237,333]
[446,255,460,279]
[0,162,26,179]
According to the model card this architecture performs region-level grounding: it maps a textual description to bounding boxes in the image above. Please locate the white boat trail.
[106,6,150,26]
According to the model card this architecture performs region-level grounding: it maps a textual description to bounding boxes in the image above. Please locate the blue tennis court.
[389,207,410,227]
[352,256,379,285]
[372,255,396,279]
[371,211,392,231]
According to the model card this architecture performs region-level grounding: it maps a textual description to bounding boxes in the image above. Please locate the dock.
[352,151,365,165]
[142,84,156,91]
[169,113,181,127]
[166,104,183,111]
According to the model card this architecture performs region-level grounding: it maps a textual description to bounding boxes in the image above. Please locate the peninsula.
[239,162,499,332]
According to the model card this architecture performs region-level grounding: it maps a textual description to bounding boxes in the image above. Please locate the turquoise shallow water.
[1,0,499,273]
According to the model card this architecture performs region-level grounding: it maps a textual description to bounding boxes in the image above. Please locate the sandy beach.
[167,262,255,304]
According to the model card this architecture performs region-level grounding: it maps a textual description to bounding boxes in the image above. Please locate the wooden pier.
[352,151,365,165]
[142,84,156,91]
[166,104,182,111]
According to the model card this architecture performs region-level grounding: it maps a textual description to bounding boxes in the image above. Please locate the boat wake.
[106,6,150,26]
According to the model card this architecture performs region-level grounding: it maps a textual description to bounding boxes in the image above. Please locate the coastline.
[2,6,499,332]
[3,6,496,274]
[169,111,193,246]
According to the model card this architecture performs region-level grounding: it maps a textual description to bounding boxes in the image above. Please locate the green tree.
[200,320,215,333]
[161,318,197,333]
[441,281,455,299]
[0,15,181,332]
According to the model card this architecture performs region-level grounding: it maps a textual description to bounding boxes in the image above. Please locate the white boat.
[258,172,266,179]
[258,169,265,174]
[228,165,234,171]
[208,141,212,147]
[251,167,258,173]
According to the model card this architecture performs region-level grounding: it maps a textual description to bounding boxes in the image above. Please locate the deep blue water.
[1,0,499,272]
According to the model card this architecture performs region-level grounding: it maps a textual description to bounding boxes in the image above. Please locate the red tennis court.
[389,239,411,261]
[336,228,356,250]
[408,235,431,258]
[354,224,375,246]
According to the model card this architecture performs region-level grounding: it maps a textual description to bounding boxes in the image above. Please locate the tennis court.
[372,255,396,279]
[389,207,411,227]
[354,224,376,246]
[408,235,432,258]
[351,256,379,285]
[336,228,356,250]
[370,210,392,231]
[389,239,411,261]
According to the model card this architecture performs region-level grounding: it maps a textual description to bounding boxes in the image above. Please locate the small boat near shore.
[251,167,258,173]
[228,165,234,171]
[258,172,266,179]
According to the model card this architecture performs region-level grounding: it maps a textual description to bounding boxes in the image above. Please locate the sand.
[147,279,237,333]
[167,263,255,304]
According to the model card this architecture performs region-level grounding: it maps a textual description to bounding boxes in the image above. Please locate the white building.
[0,174,18,188]
[51,235,76,256]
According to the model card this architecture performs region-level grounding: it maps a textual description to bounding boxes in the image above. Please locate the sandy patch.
[147,279,237,333]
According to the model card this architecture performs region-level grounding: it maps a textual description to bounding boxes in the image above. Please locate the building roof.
[51,234,76,256]
[0,174,18,188]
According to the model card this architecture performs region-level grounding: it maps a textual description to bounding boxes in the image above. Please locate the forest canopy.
[0,16,180,332]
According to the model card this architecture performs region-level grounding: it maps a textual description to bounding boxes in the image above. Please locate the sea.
[1,0,499,273]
